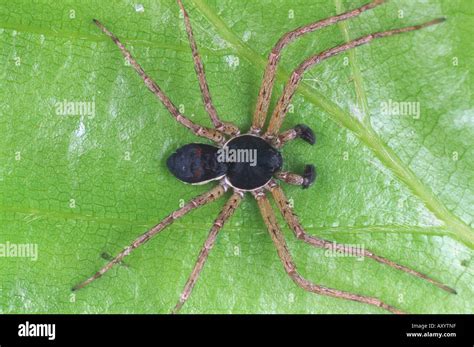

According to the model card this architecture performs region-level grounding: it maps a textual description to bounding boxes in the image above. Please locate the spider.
[73,0,455,313]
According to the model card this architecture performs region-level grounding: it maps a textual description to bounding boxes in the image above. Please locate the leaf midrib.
[0,22,235,56]
[0,203,454,238]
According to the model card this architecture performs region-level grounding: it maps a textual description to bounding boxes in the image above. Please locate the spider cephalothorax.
[74,0,455,313]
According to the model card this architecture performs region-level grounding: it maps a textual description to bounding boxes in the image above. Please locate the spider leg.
[93,19,225,145]
[72,184,227,291]
[266,179,457,294]
[177,0,240,136]
[252,189,404,314]
[273,124,316,148]
[264,17,446,139]
[172,190,243,313]
[275,165,316,189]
[251,0,386,134]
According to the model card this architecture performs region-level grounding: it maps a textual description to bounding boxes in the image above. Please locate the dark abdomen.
[166,143,228,184]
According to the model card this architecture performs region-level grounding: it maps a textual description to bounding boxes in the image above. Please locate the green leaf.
[0,0,472,313]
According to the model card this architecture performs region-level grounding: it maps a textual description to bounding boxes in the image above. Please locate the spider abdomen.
[166,143,228,184]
